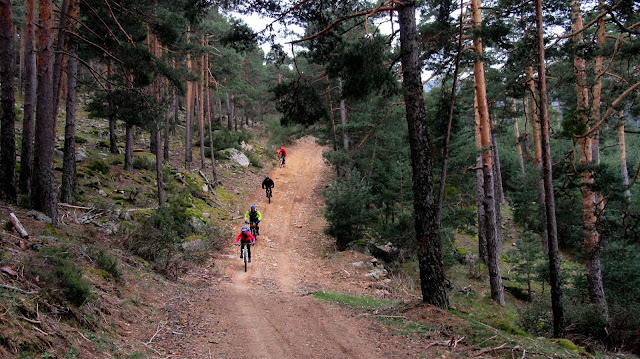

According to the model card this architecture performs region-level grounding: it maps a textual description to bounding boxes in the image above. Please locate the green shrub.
[37,245,93,307]
[204,128,252,152]
[97,140,111,149]
[245,151,263,168]
[87,159,110,174]
[518,297,553,336]
[75,135,88,144]
[324,168,375,250]
[93,249,121,281]
[127,199,191,277]
[132,154,156,170]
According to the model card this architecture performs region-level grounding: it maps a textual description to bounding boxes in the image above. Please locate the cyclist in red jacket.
[277,147,287,166]
[234,226,256,262]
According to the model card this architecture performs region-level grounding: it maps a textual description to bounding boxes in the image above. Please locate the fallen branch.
[145,321,165,345]
[32,325,50,336]
[74,328,91,342]
[1,284,38,295]
[58,203,92,210]
[20,316,41,324]
[9,213,29,239]
[198,169,215,193]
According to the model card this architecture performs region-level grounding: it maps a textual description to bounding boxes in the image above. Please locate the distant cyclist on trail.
[262,176,274,193]
[244,205,262,235]
[277,147,287,166]
[234,226,256,262]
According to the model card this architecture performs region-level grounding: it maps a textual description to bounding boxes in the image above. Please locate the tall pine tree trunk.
[398,0,449,309]
[0,0,17,202]
[338,77,349,151]
[226,92,232,130]
[185,26,193,170]
[60,0,78,204]
[513,101,526,175]
[155,129,165,206]
[107,61,118,154]
[535,0,565,337]
[584,1,608,322]
[32,0,58,224]
[471,0,504,306]
[199,35,206,169]
[527,65,548,252]
[51,0,70,126]
[19,0,37,195]
[475,95,487,264]
[618,115,631,199]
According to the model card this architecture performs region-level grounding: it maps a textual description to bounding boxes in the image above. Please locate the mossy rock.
[491,317,528,336]
[88,267,114,280]
[135,257,150,268]
[552,338,585,353]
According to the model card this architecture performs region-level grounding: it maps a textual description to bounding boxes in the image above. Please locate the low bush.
[36,245,93,307]
[87,159,110,174]
[92,249,121,281]
[133,154,156,170]
[127,198,226,278]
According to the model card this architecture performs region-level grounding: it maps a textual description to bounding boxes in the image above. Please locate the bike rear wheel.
[243,246,248,272]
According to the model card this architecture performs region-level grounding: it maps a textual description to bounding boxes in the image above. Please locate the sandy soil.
[150,137,429,358]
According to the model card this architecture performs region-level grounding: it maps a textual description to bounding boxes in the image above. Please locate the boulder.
[365,268,388,281]
[240,141,254,151]
[221,148,250,168]
[27,210,52,224]
[75,149,89,162]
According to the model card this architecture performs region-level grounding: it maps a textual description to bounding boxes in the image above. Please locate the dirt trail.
[154,137,419,358]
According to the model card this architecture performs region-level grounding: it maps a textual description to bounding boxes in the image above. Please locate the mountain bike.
[249,221,259,238]
[279,155,285,168]
[236,242,254,272]
[265,187,272,203]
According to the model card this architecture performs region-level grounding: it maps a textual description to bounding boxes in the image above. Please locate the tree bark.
[398,0,449,309]
[107,61,118,154]
[338,77,349,151]
[19,0,37,195]
[60,0,78,204]
[527,65,548,252]
[32,0,58,225]
[199,35,206,169]
[226,92,232,130]
[535,0,565,337]
[0,0,17,202]
[471,0,504,306]
[618,114,630,199]
[185,26,193,170]
[475,95,487,264]
[124,123,134,172]
[513,101,526,175]
[51,0,70,126]
[583,1,608,322]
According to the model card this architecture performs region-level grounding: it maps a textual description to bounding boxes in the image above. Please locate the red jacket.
[277,148,287,157]
[235,231,256,244]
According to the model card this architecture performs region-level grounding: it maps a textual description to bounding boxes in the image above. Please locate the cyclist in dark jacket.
[262,176,274,190]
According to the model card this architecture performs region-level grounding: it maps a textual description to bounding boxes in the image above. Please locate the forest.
[1,0,640,357]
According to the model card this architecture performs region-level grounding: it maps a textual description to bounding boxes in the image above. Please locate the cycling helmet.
[250,205,256,210]
[241,226,248,232]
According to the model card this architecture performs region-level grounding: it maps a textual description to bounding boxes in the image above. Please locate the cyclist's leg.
[247,244,252,262]
[239,243,243,258]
